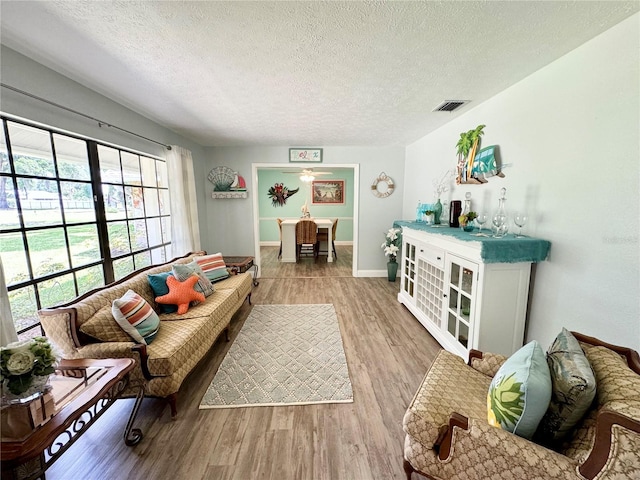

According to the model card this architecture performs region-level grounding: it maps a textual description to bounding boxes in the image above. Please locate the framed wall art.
[289,148,323,163]
[312,180,344,205]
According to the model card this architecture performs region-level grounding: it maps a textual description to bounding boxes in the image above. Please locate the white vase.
[1,375,52,405]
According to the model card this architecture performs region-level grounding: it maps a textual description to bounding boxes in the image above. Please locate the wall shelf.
[211,191,248,199]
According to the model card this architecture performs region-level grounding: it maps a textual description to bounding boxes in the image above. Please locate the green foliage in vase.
[1,337,57,396]
[458,211,477,224]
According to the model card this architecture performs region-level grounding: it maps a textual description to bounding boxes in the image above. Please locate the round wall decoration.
[371,172,395,198]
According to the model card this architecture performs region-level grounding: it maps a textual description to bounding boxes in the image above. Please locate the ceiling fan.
[282,168,332,175]
[282,168,333,182]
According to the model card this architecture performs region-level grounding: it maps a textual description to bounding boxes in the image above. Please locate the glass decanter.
[491,187,508,237]
[461,192,471,216]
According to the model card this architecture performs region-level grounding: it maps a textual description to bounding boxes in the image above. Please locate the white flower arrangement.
[1,337,57,398]
[381,228,401,262]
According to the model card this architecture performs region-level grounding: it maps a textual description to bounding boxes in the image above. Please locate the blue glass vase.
[433,199,443,225]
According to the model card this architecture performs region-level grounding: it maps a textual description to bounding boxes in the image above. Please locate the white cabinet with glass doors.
[398,227,532,361]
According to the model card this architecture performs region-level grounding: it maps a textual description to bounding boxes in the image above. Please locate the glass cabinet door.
[416,258,444,327]
[444,255,477,350]
[402,240,417,299]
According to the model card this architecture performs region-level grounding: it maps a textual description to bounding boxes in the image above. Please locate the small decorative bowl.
[462,224,474,232]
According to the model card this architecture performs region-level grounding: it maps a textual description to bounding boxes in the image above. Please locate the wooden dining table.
[280,218,335,263]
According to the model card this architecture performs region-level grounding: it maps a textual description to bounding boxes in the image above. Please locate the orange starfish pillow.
[155,275,205,315]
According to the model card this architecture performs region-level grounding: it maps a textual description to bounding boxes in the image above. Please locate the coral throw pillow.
[194,253,229,282]
[156,275,205,315]
[147,271,178,313]
[487,340,552,439]
[112,290,160,345]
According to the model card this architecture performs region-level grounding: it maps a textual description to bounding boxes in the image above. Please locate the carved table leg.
[124,383,145,446]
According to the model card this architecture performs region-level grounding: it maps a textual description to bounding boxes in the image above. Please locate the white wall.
[0,46,210,242]
[205,146,405,273]
[403,14,639,350]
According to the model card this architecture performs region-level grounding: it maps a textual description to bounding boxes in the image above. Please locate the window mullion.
[3,119,39,298]
[49,130,78,298]
[87,141,114,284]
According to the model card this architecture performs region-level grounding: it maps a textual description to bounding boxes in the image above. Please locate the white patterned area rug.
[199,304,353,409]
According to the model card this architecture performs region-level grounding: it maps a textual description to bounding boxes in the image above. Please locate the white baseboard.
[356,270,388,278]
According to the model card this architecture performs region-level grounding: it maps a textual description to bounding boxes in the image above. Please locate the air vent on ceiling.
[432,100,469,112]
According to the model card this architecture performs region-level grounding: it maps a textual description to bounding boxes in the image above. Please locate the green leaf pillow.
[487,340,552,439]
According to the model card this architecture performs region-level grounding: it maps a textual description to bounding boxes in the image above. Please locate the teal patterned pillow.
[534,328,596,444]
[487,340,552,439]
[172,261,214,301]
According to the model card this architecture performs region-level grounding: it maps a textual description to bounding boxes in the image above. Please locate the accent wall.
[257,168,355,243]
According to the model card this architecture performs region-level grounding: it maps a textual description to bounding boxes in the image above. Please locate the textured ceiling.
[1,1,638,147]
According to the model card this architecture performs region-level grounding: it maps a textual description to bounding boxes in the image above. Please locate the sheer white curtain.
[0,257,19,346]
[166,145,201,258]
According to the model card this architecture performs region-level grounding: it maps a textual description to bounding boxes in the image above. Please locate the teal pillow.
[535,328,597,444]
[487,340,552,439]
[172,261,214,300]
[147,272,178,313]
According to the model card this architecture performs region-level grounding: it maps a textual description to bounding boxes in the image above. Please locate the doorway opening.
[251,163,359,278]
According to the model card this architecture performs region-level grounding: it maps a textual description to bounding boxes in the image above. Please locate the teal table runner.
[393,220,550,264]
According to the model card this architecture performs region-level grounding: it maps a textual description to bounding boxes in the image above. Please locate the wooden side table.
[1,358,143,480]
[224,256,259,286]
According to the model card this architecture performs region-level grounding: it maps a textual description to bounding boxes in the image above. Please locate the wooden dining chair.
[295,219,319,260]
[276,218,283,259]
[317,218,338,258]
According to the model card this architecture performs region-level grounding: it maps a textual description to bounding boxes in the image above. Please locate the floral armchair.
[402,332,640,480]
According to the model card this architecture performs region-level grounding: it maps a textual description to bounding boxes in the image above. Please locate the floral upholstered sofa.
[38,252,252,417]
[402,331,640,480]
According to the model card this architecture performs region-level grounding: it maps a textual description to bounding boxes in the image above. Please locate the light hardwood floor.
[260,245,354,278]
[46,256,441,480]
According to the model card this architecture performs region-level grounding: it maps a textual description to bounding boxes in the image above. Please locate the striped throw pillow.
[172,261,214,300]
[112,289,160,344]
[194,253,229,282]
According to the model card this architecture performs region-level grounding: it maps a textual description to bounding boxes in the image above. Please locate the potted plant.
[381,228,401,281]
[1,337,57,400]
[423,209,435,224]
[458,211,478,232]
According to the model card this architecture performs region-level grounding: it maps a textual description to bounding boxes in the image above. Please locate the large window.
[0,116,171,339]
